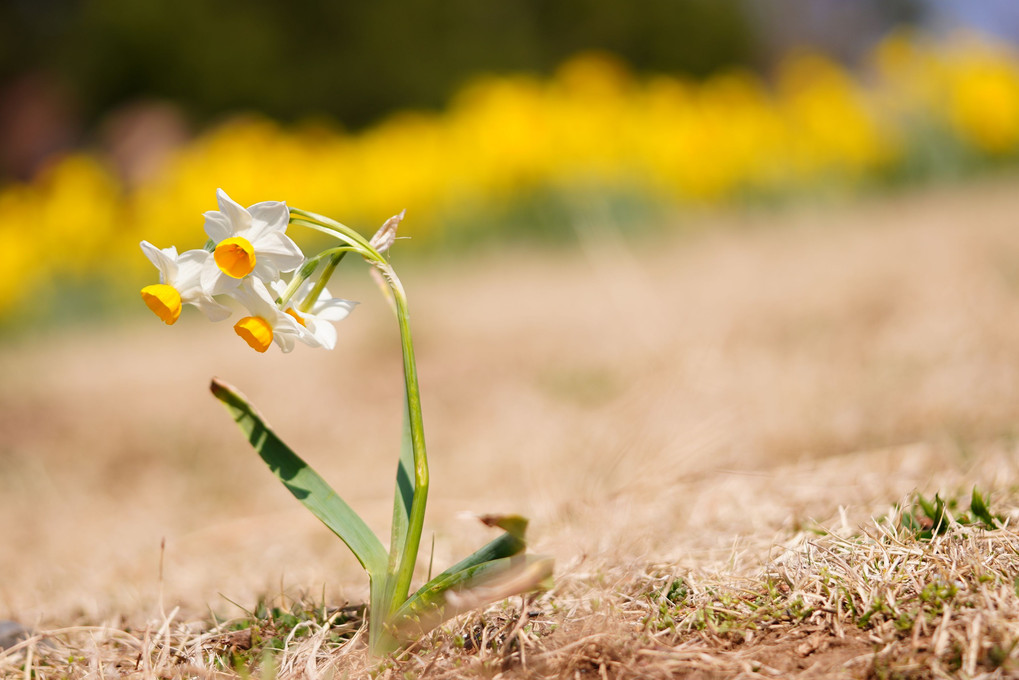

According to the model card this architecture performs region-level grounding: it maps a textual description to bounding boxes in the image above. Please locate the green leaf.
[210,378,388,576]
[970,487,1000,529]
[388,401,415,573]
[368,401,416,656]
[917,493,948,536]
[479,514,528,540]
[393,514,536,623]
[368,572,401,657]
[432,515,529,580]
[393,554,554,638]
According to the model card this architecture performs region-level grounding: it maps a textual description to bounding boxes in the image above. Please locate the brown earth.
[3,177,1019,677]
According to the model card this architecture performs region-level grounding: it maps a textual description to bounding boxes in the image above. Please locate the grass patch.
[4,487,1017,679]
[208,596,365,674]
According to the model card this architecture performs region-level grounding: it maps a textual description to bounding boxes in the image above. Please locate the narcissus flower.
[140,241,231,325]
[201,189,305,295]
[273,278,358,350]
[230,279,305,353]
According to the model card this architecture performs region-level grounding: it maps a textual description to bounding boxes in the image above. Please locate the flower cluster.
[140,189,356,353]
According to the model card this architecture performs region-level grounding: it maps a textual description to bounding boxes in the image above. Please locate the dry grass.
[4,178,1019,677]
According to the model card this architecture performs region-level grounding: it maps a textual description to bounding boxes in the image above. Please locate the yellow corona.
[140,284,182,325]
[234,316,274,352]
[215,237,257,278]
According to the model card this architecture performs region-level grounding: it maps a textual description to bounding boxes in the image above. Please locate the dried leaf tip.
[370,210,406,254]
[480,514,529,539]
[209,377,229,396]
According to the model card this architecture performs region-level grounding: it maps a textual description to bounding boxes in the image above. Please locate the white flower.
[230,279,305,353]
[272,278,358,350]
[140,241,231,325]
[201,188,305,295]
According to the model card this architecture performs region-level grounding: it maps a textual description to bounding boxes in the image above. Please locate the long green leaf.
[210,378,388,576]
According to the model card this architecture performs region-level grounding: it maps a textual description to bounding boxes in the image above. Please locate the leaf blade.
[394,514,532,621]
[393,554,554,637]
[971,487,1000,529]
[388,401,415,573]
[210,378,388,576]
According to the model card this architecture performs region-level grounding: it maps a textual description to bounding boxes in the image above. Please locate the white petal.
[313,298,357,322]
[288,314,324,348]
[254,232,305,268]
[275,314,303,334]
[294,330,323,349]
[272,314,305,352]
[269,278,289,298]
[140,241,178,283]
[174,249,213,290]
[307,318,337,349]
[216,188,252,232]
[249,261,303,286]
[228,282,257,314]
[203,264,242,296]
[249,260,282,285]
[275,333,297,353]
[186,294,233,322]
[203,210,234,243]
[247,200,289,241]
[232,278,277,318]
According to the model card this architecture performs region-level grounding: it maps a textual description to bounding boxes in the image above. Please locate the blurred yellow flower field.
[1,31,1018,321]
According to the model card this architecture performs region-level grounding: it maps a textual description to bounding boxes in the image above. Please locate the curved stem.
[290,208,375,251]
[291,213,429,626]
[288,218,369,252]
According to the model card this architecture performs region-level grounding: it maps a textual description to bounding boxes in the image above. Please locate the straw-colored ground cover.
[3,177,1019,677]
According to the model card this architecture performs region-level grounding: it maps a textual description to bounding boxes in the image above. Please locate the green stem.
[299,251,348,313]
[276,257,320,307]
[288,218,366,250]
[276,246,355,308]
[382,263,429,609]
[290,213,429,642]
[290,208,375,250]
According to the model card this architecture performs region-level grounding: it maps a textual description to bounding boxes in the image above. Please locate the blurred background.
[5,0,1019,627]
[1,0,1019,328]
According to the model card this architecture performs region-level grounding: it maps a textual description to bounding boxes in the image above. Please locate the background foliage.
[4,1,1019,329]
[1,0,763,132]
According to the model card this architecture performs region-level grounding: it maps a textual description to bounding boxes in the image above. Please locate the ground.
[3,178,1019,677]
